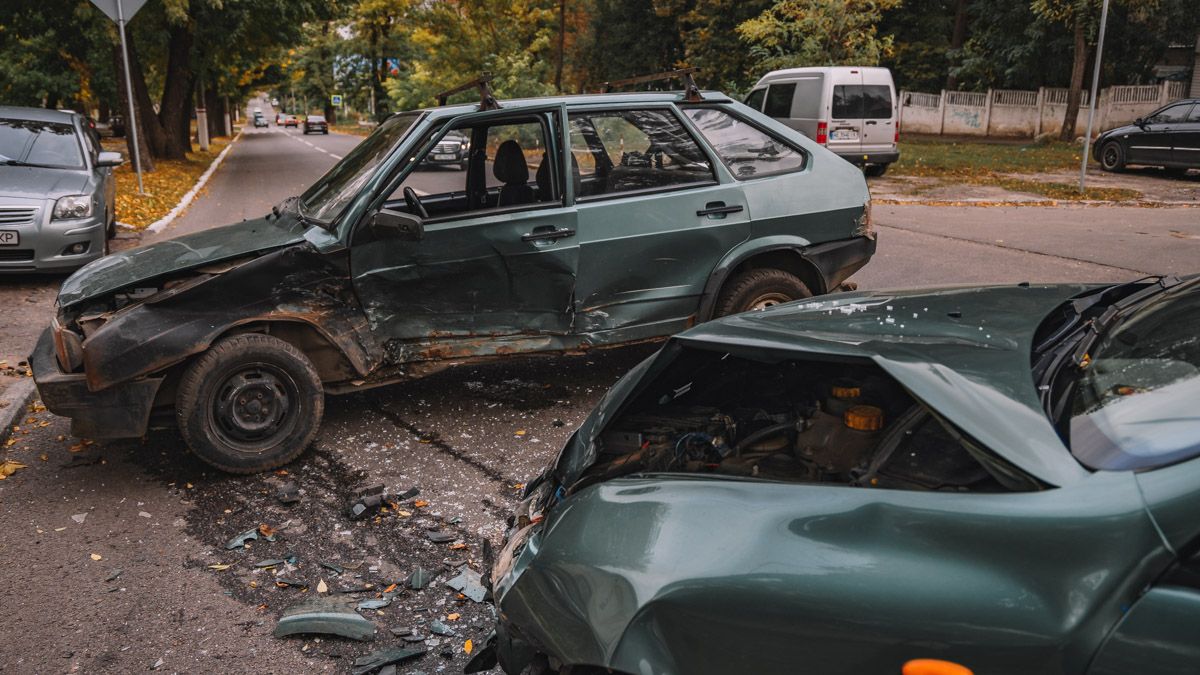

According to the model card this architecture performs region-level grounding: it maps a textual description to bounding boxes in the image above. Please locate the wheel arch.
[698,237,826,322]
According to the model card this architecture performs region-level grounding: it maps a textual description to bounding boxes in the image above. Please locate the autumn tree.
[737,0,903,71]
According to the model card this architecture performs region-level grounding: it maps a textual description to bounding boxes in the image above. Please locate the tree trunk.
[157,22,194,159]
[555,0,566,93]
[1059,17,1088,142]
[113,43,156,171]
[946,0,970,90]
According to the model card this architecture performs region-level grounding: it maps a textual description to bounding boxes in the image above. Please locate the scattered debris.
[390,627,413,637]
[406,567,433,590]
[273,595,376,641]
[320,561,345,576]
[254,559,287,568]
[350,646,426,675]
[71,513,88,524]
[445,568,488,603]
[138,511,152,519]
[0,460,28,479]
[428,619,455,636]
[225,529,259,549]
[464,639,473,654]
[426,531,456,544]
[317,579,329,594]
[275,578,307,589]
[89,553,102,561]
[105,569,124,582]
[277,483,301,505]
[401,633,426,643]
[150,657,164,670]
[207,563,232,571]
[357,597,391,611]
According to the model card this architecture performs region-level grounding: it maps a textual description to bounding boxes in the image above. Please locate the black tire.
[1099,141,1125,172]
[713,268,812,318]
[176,333,324,474]
[864,163,889,178]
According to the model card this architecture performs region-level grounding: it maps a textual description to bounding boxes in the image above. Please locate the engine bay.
[580,348,1035,493]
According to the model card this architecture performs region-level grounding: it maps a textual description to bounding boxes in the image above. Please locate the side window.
[566,109,715,199]
[390,117,557,219]
[744,88,766,112]
[1189,106,1200,123]
[1149,104,1191,124]
[683,107,807,180]
[764,83,796,118]
[81,126,99,163]
[862,85,893,119]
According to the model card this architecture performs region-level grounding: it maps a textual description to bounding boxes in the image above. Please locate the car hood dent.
[558,284,1094,489]
[58,215,310,308]
[0,166,89,200]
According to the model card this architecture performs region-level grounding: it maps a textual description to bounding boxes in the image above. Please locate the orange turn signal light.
[902,659,973,675]
[844,405,884,431]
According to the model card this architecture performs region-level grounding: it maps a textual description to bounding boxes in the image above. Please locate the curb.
[873,197,1200,208]
[145,131,243,235]
[0,377,37,448]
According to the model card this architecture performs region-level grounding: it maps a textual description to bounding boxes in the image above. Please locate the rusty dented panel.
[80,244,379,392]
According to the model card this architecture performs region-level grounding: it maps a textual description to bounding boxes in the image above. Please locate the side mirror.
[1134,117,1146,129]
[96,151,124,167]
[370,208,424,241]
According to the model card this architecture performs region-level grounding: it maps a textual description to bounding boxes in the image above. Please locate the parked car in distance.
[282,115,299,128]
[302,115,328,134]
[744,66,899,176]
[0,106,122,272]
[480,275,1200,675]
[31,82,875,474]
[418,130,469,170]
[253,112,268,128]
[1095,98,1200,175]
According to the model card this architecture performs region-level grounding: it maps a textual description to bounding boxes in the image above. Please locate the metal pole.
[116,0,144,195]
[1079,0,1111,194]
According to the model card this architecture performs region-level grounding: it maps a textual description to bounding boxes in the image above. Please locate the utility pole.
[1079,0,1111,194]
[91,0,149,194]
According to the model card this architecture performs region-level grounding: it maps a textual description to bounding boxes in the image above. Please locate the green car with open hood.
[477,276,1200,675]
[30,73,875,473]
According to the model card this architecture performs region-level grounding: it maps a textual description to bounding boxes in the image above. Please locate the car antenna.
[435,73,502,111]
[586,67,704,103]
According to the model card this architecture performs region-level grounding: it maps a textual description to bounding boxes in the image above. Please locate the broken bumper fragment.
[29,327,162,439]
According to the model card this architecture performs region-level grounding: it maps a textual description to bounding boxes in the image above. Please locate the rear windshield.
[0,118,84,169]
[832,85,893,120]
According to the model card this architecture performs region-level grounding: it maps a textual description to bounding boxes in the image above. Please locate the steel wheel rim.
[210,362,300,452]
[747,292,792,311]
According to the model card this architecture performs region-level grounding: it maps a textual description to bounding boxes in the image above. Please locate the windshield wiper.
[271,195,332,231]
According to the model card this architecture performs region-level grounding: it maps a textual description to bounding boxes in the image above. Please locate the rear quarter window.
[683,107,807,180]
[744,88,766,112]
[764,83,796,118]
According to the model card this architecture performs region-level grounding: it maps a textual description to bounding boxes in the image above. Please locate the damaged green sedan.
[30,75,874,473]
[480,276,1200,675]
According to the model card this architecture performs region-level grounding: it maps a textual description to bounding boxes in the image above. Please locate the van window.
[683,107,807,180]
[833,85,893,119]
[764,83,796,118]
[791,77,824,119]
[744,88,766,112]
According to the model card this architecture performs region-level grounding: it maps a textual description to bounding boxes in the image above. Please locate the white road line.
[330,154,343,159]
[315,147,329,154]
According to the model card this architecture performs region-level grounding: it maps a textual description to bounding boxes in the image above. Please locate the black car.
[302,115,328,134]
[417,130,469,170]
[1095,98,1200,175]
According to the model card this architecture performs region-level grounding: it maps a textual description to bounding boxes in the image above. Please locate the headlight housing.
[53,195,93,220]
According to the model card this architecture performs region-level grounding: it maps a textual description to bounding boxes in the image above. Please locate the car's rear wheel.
[176,333,323,474]
[714,268,812,318]
[864,163,889,177]
[1100,141,1125,172]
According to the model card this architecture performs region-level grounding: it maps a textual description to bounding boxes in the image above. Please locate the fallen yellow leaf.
[207,563,231,571]
[0,460,28,478]
[514,430,526,436]
[384,583,397,593]
[317,579,328,593]
[90,553,102,561]
[413,500,429,508]
[447,613,460,621]
[464,639,473,654]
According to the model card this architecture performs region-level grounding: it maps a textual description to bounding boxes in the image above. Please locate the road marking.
[330,154,343,159]
[315,148,329,154]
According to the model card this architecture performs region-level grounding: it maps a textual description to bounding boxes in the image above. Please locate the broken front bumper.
[30,327,163,439]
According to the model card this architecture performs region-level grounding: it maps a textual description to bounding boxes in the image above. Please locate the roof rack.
[435,73,502,110]
[588,67,704,102]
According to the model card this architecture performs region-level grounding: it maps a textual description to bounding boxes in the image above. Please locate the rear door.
[829,72,865,157]
[860,71,897,157]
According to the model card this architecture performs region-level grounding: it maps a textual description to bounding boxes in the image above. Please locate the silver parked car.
[0,106,122,272]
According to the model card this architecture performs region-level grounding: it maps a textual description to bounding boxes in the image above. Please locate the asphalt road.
[2,97,1199,673]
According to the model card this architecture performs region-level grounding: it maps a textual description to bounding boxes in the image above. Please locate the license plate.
[831,129,859,141]
[0,230,18,246]
[434,154,455,161]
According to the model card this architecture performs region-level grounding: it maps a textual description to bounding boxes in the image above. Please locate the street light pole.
[116,0,145,194]
[1079,0,1111,195]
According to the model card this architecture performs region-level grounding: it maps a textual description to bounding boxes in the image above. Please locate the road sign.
[89,0,149,23]
[387,58,401,76]
[331,95,343,106]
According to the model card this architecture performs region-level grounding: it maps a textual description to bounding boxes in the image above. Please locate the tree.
[737,0,903,71]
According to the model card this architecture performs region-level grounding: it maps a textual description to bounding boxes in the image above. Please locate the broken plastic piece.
[426,531,456,543]
[357,597,392,610]
[225,528,259,549]
[406,566,433,590]
[428,619,455,636]
[320,561,344,575]
[273,595,376,641]
[255,559,286,568]
[105,568,124,582]
[349,646,426,675]
[445,568,488,603]
[277,483,300,505]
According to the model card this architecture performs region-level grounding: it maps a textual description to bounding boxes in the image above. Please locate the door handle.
[521,226,576,242]
[696,203,744,217]
[865,120,878,125]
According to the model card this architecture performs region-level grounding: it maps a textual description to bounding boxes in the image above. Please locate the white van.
[744,66,899,176]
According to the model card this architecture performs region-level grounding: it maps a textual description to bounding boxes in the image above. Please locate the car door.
[1171,103,1200,168]
[568,106,749,336]
[350,108,578,351]
[859,73,896,158]
[1129,102,1191,166]
[829,75,866,157]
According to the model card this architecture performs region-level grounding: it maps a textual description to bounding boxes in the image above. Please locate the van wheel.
[1100,142,1125,172]
[864,163,889,178]
[176,334,324,474]
[714,268,812,318]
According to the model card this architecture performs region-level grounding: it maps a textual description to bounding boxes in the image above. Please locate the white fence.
[899,81,1190,138]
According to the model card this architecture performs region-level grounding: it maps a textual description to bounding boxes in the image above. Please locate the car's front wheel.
[176,333,324,474]
[1100,141,1125,172]
[713,268,812,318]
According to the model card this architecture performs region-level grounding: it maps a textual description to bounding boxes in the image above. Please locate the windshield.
[0,118,84,169]
[299,112,421,224]
[1069,281,1200,471]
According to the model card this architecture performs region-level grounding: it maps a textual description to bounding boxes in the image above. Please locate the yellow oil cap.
[844,405,884,431]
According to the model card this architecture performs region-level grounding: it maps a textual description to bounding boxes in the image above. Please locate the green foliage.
[737,0,903,71]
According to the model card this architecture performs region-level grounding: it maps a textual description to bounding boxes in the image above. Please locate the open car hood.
[557,283,1096,489]
[58,215,309,308]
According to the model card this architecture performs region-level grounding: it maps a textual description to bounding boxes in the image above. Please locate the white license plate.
[434,154,456,161]
[0,230,18,246]
[831,129,859,141]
